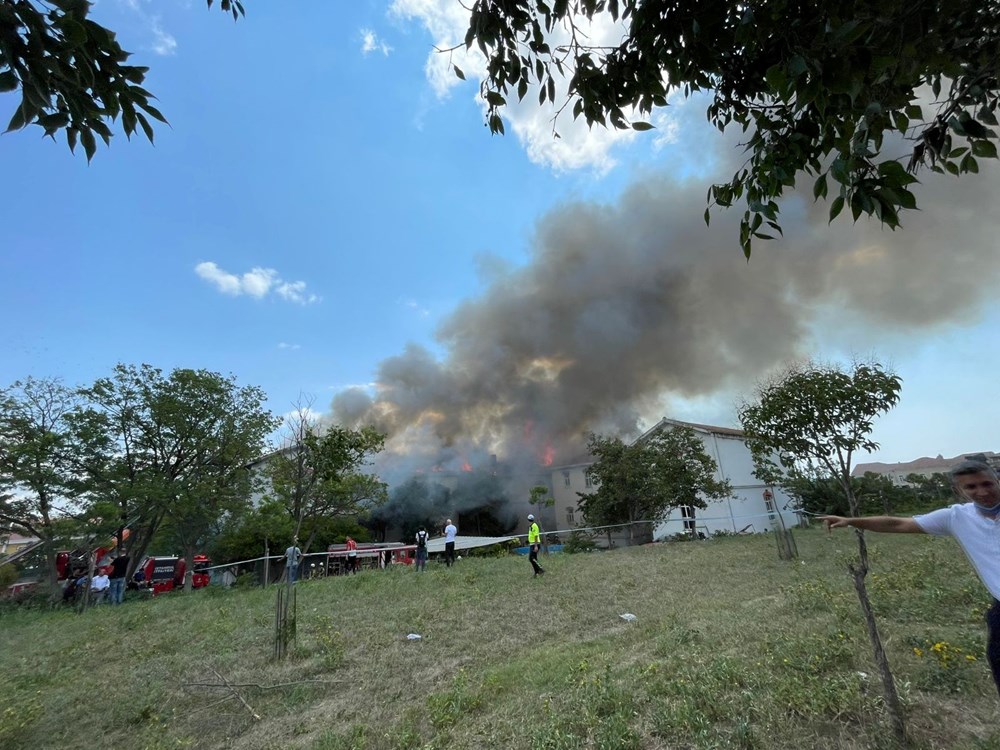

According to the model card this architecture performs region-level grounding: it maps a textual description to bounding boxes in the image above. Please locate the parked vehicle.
[135,554,211,595]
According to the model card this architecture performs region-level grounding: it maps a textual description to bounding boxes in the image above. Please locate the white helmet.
[527,514,535,521]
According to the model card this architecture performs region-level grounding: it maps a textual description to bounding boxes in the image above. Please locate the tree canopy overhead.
[0,0,242,160]
[460,0,1000,256]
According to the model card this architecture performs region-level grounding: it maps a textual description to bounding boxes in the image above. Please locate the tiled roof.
[854,451,1000,477]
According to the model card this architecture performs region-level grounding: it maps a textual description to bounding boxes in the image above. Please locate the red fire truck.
[135,554,212,595]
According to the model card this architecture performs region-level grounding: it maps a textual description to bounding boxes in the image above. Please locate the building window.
[680,505,696,533]
[584,472,592,488]
[563,471,571,487]
[566,506,576,526]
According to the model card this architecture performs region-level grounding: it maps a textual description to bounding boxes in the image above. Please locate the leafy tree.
[0,377,84,592]
[73,363,278,587]
[904,471,952,505]
[209,498,293,565]
[579,425,731,543]
[738,360,906,741]
[156,368,275,591]
[787,471,912,516]
[265,406,386,553]
[458,0,1000,256]
[0,0,243,160]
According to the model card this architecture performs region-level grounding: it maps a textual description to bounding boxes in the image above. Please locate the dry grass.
[2,529,999,750]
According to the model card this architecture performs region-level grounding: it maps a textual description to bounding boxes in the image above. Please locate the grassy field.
[1,528,998,750]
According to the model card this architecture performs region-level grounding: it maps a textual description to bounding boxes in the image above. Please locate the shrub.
[0,564,18,589]
[563,530,598,554]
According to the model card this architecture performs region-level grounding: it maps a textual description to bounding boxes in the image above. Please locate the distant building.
[0,530,39,556]
[549,418,800,543]
[853,451,1000,485]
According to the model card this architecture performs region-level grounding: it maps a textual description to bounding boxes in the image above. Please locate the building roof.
[853,451,1000,478]
[639,417,745,442]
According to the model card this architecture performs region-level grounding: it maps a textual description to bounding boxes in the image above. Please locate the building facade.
[549,418,801,542]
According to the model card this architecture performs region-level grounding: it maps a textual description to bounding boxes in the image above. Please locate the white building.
[549,418,800,541]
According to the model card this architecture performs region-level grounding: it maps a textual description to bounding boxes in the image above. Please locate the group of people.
[282,514,549,580]
[283,535,366,582]
[413,518,456,572]
[62,549,130,605]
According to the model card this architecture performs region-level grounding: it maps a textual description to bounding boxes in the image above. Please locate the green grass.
[2,529,999,750]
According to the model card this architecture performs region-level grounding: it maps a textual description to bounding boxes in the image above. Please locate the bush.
[234,571,257,588]
[0,564,18,588]
[563,529,598,554]
[466,540,518,558]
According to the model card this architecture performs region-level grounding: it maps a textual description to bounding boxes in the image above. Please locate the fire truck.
[135,554,212,595]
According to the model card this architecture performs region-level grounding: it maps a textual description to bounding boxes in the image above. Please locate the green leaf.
[136,111,155,143]
[5,102,27,133]
[764,65,787,96]
[80,127,97,162]
[960,153,979,173]
[812,173,827,200]
[829,195,845,222]
[453,65,466,81]
[0,71,17,93]
[61,19,89,46]
[631,121,655,131]
[972,140,998,159]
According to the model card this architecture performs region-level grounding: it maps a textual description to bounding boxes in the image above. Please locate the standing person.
[346,536,359,574]
[822,459,1000,697]
[414,527,429,572]
[285,538,302,583]
[527,513,545,577]
[91,568,110,604]
[108,548,129,605]
[444,518,458,567]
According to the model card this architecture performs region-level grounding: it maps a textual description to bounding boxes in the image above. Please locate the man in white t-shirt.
[443,518,458,568]
[91,569,110,604]
[821,459,1000,697]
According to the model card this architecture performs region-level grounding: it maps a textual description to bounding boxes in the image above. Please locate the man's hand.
[820,515,852,530]
[818,514,925,534]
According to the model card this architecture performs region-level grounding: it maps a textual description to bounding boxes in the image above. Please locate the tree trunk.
[43,537,60,600]
[850,557,907,744]
[184,543,195,593]
[839,477,906,743]
[76,550,97,615]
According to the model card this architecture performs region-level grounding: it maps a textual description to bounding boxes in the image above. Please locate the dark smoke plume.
[334,119,1000,482]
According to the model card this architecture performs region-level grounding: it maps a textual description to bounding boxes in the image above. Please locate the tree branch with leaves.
[459,0,999,257]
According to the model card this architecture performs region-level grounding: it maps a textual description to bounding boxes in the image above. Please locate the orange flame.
[542,445,555,467]
[461,461,473,472]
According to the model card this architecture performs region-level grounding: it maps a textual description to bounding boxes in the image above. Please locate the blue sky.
[2,1,998,469]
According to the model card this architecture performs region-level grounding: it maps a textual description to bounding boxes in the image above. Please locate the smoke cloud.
[333,120,1000,484]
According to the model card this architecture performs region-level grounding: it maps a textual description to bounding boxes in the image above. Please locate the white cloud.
[361,28,392,56]
[115,1,178,56]
[400,298,430,318]
[390,0,659,174]
[277,342,301,351]
[194,262,320,305]
[276,280,320,305]
[151,20,177,56]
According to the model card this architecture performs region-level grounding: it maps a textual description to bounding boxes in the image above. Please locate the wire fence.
[203,507,811,587]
